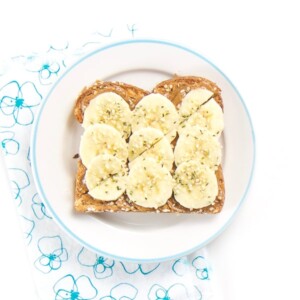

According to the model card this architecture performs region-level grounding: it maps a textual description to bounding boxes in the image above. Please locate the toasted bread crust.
[74,77,225,214]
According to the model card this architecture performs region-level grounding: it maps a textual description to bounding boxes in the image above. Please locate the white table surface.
[1,1,300,299]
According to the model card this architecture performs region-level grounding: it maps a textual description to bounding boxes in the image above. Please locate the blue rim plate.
[31,39,255,262]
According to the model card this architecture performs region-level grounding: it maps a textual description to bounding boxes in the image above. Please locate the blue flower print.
[27,146,31,164]
[94,29,113,38]
[120,262,160,275]
[20,215,35,244]
[53,274,98,300]
[194,286,203,300]
[34,236,68,274]
[8,167,30,206]
[100,283,138,300]
[47,41,69,53]
[0,130,19,155]
[172,258,189,277]
[31,193,52,220]
[0,80,42,128]
[172,256,209,280]
[27,59,61,85]
[81,29,113,48]
[127,24,137,37]
[77,247,114,279]
[148,283,189,300]
[192,256,209,280]
[38,61,60,85]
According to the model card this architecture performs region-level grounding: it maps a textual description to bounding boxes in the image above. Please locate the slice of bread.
[74,77,225,214]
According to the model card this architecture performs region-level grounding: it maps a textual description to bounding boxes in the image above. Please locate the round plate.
[31,39,255,262]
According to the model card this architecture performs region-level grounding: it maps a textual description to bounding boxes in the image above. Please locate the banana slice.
[179,88,213,121]
[132,93,178,141]
[174,126,221,170]
[130,138,174,171]
[82,92,132,139]
[199,99,224,137]
[126,158,173,208]
[128,127,163,161]
[128,127,174,170]
[85,154,127,201]
[178,112,207,134]
[173,160,218,209]
[178,99,224,137]
[79,124,128,167]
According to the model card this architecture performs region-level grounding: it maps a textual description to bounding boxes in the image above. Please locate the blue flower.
[27,59,61,85]
[34,236,68,274]
[148,283,189,300]
[0,80,42,128]
[20,215,35,244]
[192,256,209,280]
[38,61,60,84]
[172,256,209,280]
[120,262,160,275]
[172,258,189,277]
[0,130,20,155]
[77,247,114,279]
[100,283,138,300]
[53,274,98,300]
[31,193,52,220]
[8,167,30,206]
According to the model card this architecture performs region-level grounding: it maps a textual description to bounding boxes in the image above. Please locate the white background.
[1,0,300,299]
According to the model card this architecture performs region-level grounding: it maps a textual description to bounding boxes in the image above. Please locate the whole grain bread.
[74,76,225,214]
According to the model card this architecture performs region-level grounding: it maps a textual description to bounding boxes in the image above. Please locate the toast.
[74,77,225,214]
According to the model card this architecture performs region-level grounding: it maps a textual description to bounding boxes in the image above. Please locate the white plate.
[31,39,255,262]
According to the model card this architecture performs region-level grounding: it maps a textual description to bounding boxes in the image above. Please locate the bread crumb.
[87,206,95,212]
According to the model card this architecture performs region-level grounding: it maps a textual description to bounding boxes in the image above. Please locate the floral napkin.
[0,25,213,300]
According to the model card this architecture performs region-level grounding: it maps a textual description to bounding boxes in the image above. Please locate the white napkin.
[0,25,213,300]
